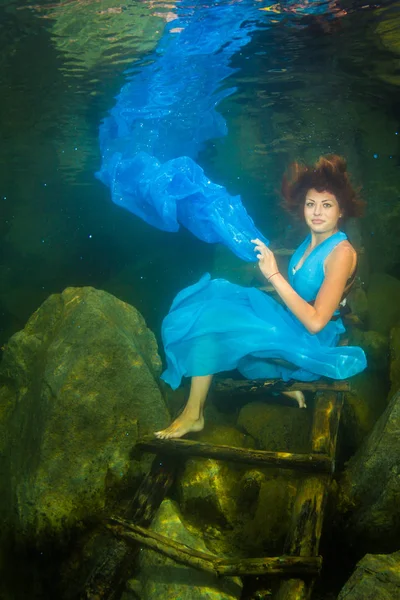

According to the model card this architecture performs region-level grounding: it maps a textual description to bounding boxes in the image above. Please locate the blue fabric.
[96,1,340,261]
[95,0,270,262]
[161,231,367,388]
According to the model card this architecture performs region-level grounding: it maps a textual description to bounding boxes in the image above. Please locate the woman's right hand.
[251,238,279,280]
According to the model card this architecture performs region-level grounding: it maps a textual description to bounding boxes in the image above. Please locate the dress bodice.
[288,231,347,303]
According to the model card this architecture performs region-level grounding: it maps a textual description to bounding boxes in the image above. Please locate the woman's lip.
[312,219,324,223]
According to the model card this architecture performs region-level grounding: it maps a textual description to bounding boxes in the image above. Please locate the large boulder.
[341,371,389,455]
[177,418,301,556]
[338,389,400,552]
[347,286,369,322]
[127,499,242,600]
[348,329,389,373]
[337,550,400,600]
[237,401,311,453]
[0,286,169,543]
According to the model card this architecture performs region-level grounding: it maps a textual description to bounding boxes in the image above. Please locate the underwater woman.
[155,154,367,439]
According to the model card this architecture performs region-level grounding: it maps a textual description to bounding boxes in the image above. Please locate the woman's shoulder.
[332,238,357,258]
[326,238,357,272]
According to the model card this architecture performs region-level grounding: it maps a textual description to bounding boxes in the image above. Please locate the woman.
[155,155,367,439]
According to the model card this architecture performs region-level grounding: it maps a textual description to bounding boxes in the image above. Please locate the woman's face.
[304,188,342,235]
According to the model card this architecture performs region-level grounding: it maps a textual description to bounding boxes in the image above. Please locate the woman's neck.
[309,227,339,249]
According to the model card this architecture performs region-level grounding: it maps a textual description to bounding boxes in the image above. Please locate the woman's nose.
[313,204,322,215]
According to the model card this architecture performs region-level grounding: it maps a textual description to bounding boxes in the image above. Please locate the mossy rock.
[177,421,299,556]
[367,273,400,335]
[338,389,400,552]
[133,499,242,600]
[237,469,299,553]
[349,329,389,372]
[237,401,311,453]
[341,371,389,455]
[337,550,400,599]
[177,424,255,536]
[347,286,368,322]
[0,286,169,544]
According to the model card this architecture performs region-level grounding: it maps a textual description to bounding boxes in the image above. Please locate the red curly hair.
[281,155,364,220]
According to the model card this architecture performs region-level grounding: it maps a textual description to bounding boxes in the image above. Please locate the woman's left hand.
[251,238,279,280]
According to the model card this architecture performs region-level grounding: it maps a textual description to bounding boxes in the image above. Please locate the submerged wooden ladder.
[104,378,347,600]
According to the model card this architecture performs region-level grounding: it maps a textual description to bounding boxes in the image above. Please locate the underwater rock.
[177,424,255,534]
[338,389,400,552]
[237,401,311,453]
[347,286,368,322]
[337,550,400,600]
[366,272,400,335]
[129,498,242,600]
[341,371,389,456]
[348,329,389,372]
[0,286,169,543]
[389,324,400,399]
[177,422,298,555]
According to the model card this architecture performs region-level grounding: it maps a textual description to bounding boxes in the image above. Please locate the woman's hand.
[251,238,279,280]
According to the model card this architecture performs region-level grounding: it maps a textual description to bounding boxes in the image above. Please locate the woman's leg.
[282,390,306,408]
[155,374,213,439]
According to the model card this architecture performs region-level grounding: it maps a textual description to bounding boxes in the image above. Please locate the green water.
[0,0,399,351]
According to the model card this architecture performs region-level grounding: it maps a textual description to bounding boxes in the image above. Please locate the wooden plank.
[214,378,350,396]
[312,390,344,459]
[81,454,177,600]
[106,518,322,577]
[275,391,344,600]
[136,437,333,474]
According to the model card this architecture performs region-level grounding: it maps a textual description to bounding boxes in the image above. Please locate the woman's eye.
[323,203,332,208]
[306,202,314,207]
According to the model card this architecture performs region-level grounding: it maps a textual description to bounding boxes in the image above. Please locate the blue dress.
[161,231,367,388]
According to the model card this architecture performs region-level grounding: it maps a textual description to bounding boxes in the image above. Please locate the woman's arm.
[252,239,356,334]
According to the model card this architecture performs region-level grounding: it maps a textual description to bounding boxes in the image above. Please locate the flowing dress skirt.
[161,274,367,389]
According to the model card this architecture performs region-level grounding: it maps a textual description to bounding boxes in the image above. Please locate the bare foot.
[154,413,204,440]
[282,390,307,408]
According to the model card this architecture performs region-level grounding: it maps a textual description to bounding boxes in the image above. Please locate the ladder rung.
[214,378,350,394]
[136,438,333,473]
[107,517,322,576]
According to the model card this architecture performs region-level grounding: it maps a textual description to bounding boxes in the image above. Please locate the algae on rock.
[0,286,170,543]
[237,401,311,453]
[131,498,242,600]
[341,371,389,455]
[177,420,300,556]
[366,273,400,335]
[337,550,400,600]
[338,389,400,552]
[348,329,389,373]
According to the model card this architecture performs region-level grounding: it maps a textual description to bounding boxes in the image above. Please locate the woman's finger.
[252,238,267,249]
